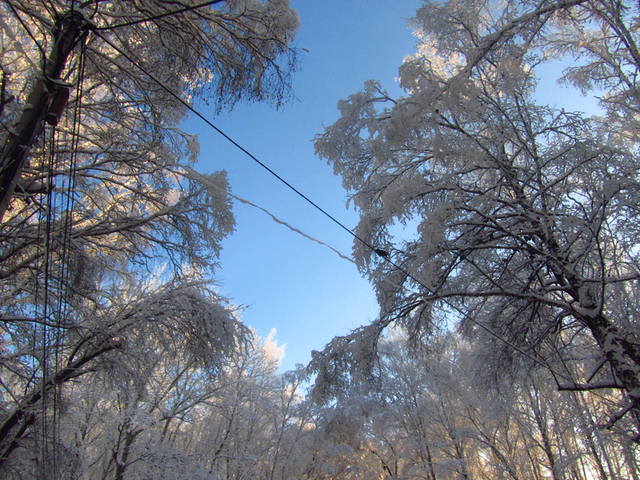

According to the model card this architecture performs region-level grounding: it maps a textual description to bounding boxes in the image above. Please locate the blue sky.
[187,1,424,372]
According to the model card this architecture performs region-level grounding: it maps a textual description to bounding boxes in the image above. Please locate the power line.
[93,30,603,392]
[185,166,354,263]
[95,0,226,31]
[94,31,372,250]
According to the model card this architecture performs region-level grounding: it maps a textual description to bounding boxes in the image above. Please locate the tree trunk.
[583,314,640,431]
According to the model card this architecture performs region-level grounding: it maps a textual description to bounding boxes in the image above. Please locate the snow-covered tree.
[0,278,249,476]
[0,0,298,304]
[16,328,300,480]
[0,0,298,472]
[314,0,640,436]
[154,331,311,480]
[309,330,639,479]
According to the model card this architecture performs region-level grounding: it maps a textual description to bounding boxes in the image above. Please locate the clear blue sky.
[186,1,424,372]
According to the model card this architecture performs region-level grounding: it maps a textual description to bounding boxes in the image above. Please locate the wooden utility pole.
[0,9,92,221]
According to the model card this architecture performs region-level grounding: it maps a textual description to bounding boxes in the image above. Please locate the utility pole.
[0,9,92,221]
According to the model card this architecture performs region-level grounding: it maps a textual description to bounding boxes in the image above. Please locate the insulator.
[45,85,71,126]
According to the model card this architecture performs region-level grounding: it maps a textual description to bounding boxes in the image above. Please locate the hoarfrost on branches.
[314,0,640,437]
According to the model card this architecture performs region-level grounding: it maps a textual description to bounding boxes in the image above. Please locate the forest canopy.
[1,0,640,479]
